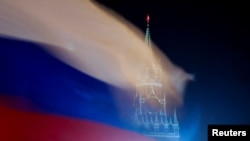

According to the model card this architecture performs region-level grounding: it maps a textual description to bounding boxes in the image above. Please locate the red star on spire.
[146,14,150,23]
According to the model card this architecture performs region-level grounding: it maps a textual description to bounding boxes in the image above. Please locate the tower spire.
[173,108,178,124]
[145,14,152,49]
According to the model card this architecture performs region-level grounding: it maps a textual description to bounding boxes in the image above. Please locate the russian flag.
[0,38,155,141]
[0,0,192,140]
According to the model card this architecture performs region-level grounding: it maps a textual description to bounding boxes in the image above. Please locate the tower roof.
[145,15,152,49]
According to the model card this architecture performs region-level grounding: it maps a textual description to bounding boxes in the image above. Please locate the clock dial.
[146,97,162,114]
[144,87,164,114]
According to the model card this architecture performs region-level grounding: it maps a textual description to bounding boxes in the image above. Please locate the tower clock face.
[144,86,163,114]
[145,97,162,114]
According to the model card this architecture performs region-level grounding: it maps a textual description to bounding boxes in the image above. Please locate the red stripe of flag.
[0,99,155,141]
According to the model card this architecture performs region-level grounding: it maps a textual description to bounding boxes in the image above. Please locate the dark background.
[96,1,250,141]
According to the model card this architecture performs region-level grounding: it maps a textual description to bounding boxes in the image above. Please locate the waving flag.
[0,0,192,140]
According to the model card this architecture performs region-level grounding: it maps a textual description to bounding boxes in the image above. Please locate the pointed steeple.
[145,14,152,49]
[144,14,155,67]
[173,108,178,124]
[169,117,173,125]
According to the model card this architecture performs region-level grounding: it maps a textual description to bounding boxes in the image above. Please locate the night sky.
[96,1,250,141]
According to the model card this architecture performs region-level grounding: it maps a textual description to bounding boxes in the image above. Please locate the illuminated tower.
[133,15,179,141]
